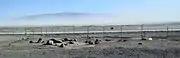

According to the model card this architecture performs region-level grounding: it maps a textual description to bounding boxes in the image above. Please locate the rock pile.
[85,40,94,45]
[95,39,101,44]
[105,39,111,41]
[41,38,79,48]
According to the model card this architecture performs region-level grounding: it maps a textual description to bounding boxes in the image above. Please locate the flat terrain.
[0,33,180,58]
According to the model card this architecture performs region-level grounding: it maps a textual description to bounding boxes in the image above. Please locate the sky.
[0,0,180,26]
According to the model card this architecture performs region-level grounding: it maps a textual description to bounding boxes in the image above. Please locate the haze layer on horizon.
[0,0,180,26]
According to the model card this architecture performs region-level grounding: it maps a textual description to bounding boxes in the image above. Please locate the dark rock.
[85,40,94,45]
[85,40,89,43]
[36,38,42,43]
[110,27,114,30]
[43,40,53,45]
[88,37,91,39]
[21,38,25,40]
[29,41,34,43]
[88,41,94,45]
[63,38,69,41]
[95,39,101,44]
[50,39,62,43]
[105,39,111,41]
[138,43,142,45]
[118,39,122,42]
[59,44,65,48]
[41,41,45,43]
[123,40,127,42]
[68,40,73,41]
[25,38,30,41]
[26,38,29,39]
[74,39,77,42]
[64,43,68,46]
[141,38,146,40]
[69,41,75,44]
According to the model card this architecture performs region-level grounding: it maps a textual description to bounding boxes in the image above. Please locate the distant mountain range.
[12,12,180,27]
[19,13,111,20]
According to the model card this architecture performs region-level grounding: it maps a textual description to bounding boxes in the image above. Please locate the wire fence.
[0,24,180,38]
[1,24,180,58]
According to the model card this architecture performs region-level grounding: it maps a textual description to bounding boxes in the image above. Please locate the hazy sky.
[0,0,180,26]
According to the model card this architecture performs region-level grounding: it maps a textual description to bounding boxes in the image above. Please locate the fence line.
[0,24,180,38]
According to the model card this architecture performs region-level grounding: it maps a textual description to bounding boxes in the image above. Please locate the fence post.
[63,26,66,38]
[120,25,123,38]
[45,27,47,36]
[73,25,75,38]
[102,26,105,39]
[12,28,15,36]
[87,26,90,39]
[141,24,144,39]
[33,28,35,38]
[24,28,26,36]
[166,24,169,39]
[40,27,43,37]
[51,27,53,36]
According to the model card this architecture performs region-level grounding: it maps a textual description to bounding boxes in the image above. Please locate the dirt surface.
[0,35,180,58]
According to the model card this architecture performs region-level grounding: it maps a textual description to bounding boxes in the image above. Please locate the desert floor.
[0,35,180,58]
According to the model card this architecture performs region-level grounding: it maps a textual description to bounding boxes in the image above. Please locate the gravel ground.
[0,34,180,58]
[0,37,180,58]
[0,45,180,58]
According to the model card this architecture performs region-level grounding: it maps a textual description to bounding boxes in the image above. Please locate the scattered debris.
[88,36,91,39]
[95,39,101,44]
[50,39,62,43]
[63,38,69,41]
[36,38,42,43]
[88,41,94,45]
[105,39,111,41]
[123,40,127,42]
[58,44,65,48]
[41,41,45,43]
[118,39,127,42]
[73,39,77,42]
[148,38,153,40]
[110,27,114,30]
[85,40,89,43]
[141,37,153,41]
[141,38,146,40]
[64,43,68,46]
[8,43,11,47]
[21,38,25,40]
[117,40,122,42]
[43,40,54,45]
[24,38,30,41]
[69,41,75,44]
[28,37,96,48]
[138,43,142,45]
[26,38,30,40]
[85,40,94,45]
[29,41,34,43]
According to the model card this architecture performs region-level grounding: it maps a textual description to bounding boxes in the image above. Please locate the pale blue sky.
[0,0,180,26]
